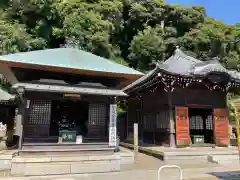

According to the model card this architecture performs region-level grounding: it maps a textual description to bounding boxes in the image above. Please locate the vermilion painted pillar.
[175,106,190,146]
[213,108,229,146]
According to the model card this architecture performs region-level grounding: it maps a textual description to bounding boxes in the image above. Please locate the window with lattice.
[28,100,51,125]
[205,115,213,130]
[190,115,203,130]
[156,110,169,129]
[88,103,106,125]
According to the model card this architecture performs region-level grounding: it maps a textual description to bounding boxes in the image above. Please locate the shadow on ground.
[208,171,240,180]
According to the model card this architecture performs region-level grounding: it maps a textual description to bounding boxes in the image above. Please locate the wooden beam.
[1,61,142,81]
[0,63,18,85]
[168,92,176,148]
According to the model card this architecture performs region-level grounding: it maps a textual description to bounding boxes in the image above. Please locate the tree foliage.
[0,0,239,71]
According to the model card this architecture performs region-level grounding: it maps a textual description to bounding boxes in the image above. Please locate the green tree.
[0,17,46,55]
[128,25,165,70]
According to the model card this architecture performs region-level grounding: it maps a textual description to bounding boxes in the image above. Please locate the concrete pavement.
[0,167,240,180]
[0,152,240,179]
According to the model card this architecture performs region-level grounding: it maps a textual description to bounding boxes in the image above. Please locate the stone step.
[22,142,109,150]
[208,154,240,165]
[19,150,115,157]
[24,137,108,143]
[21,142,114,156]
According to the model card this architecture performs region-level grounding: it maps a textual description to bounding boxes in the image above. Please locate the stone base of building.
[11,153,120,176]
[0,150,18,171]
[9,145,134,176]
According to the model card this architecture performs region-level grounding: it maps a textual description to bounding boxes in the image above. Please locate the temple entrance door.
[50,100,89,137]
[189,108,214,145]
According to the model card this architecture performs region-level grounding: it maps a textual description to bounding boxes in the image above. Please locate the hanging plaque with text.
[109,104,117,147]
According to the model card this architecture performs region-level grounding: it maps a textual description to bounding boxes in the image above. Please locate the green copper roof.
[0,48,143,75]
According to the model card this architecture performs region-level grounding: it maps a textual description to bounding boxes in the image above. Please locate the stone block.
[88,154,120,161]
[25,163,70,176]
[82,160,111,164]
[0,159,11,170]
[51,156,88,162]
[11,163,26,176]
[207,154,240,165]
[12,157,51,163]
[70,160,120,174]
[0,154,13,170]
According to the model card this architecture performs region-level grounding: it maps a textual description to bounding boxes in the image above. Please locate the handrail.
[158,165,183,180]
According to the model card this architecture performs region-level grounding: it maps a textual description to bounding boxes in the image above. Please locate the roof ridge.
[174,48,201,63]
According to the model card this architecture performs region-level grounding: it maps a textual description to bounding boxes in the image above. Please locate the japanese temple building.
[124,48,240,148]
[0,48,143,150]
[0,85,16,144]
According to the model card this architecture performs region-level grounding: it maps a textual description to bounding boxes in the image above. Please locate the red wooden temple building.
[124,47,240,147]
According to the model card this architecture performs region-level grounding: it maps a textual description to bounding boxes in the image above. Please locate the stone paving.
[0,152,240,179]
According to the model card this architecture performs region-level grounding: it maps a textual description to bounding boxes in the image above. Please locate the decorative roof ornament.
[212,56,220,62]
[174,45,180,54]
[174,46,187,57]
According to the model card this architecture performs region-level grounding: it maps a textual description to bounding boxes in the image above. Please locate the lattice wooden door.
[24,100,52,137]
[88,103,107,137]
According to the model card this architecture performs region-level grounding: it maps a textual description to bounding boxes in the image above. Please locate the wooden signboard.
[109,104,117,147]
[59,130,77,143]
[213,109,229,146]
[175,107,190,146]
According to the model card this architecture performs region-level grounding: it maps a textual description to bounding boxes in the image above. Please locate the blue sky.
[165,0,240,25]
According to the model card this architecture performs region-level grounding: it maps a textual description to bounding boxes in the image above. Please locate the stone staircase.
[10,143,134,176]
[11,153,120,176]
[10,141,122,176]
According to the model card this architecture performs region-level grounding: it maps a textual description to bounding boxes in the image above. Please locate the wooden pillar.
[126,98,129,139]
[134,123,138,161]
[175,106,190,146]
[140,98,144,143]
[16,87,25,150]
[168,92,176,148]
[109,97,117,148]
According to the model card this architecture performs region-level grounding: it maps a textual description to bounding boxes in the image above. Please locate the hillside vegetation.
[0,0,239,72]
[1,1,240,116]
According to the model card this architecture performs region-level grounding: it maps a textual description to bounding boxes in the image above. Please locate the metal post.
[134,123,138,162]
[158,165,183,180]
